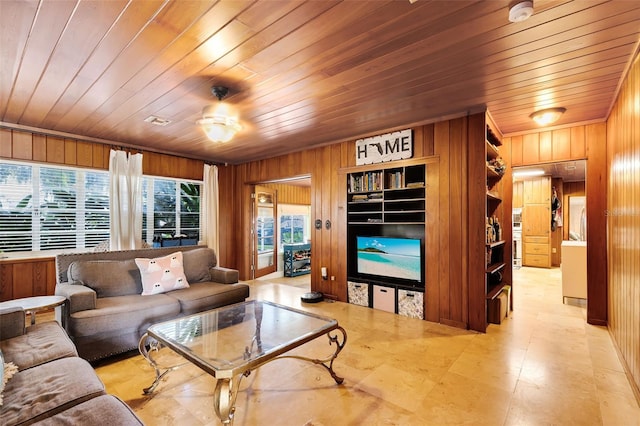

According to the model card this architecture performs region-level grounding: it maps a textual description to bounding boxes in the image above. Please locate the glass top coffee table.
[139,300,347,425]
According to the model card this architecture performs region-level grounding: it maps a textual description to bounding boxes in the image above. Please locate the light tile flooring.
[92,267,640,425]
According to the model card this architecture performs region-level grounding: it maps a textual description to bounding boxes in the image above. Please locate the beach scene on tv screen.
[356,236,421,281]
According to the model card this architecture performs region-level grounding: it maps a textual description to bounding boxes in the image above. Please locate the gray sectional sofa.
[54,246,250,362]
[0,307,143,425]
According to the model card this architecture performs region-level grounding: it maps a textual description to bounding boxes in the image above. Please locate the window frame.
[0,160,203,255]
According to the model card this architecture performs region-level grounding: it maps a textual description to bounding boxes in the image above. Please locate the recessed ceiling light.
[509,1,534,23]
[530,107,566,126]
[144,116,172,126]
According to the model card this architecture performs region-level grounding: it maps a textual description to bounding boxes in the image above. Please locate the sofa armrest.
[55,282,97,313]
[0,307,26,340]
[209,266,239,284]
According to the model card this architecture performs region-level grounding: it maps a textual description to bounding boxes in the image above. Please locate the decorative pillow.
[135,251,189,296]
[1,350,18,406]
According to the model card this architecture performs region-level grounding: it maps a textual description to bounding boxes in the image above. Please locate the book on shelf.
[406,181,424,188]
[387,171,405,189]
[349,171,384,192]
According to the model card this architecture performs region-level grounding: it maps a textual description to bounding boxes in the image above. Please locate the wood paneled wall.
[606,53,640,398]
[510,126,586,166]
[219,115,497,331]
[0,127,204,180]
[513,181,523,208]
[261,183,311,205]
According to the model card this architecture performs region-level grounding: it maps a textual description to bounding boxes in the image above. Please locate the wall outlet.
[552,248,557,253]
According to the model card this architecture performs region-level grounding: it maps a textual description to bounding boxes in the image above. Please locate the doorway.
[252,185,277,279]
[249,176,312,280]
[512,160,586,268]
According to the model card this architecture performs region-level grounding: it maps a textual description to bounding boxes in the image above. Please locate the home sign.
[355,129,413,166]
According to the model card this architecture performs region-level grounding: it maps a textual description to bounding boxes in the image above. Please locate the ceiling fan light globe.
[197,104,241,142]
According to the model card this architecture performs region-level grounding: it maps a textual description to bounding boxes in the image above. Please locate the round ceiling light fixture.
[196,86,241,143]
[530,107,566,126]
[509,1,534,23]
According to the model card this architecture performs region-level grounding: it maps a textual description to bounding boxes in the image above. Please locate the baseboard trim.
[440,318,467,330]
[608,326,640,406]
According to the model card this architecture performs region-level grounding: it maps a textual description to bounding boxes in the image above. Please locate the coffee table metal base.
[138,335,191,394]
[139,326,347,425]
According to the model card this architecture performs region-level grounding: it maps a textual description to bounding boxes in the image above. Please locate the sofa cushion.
[0,357,105,425]
[0,307,26,341]
[0,321,77,371]
[182,247,216,283]
[68,259,142,297]
[69,294,180,338]
[32,394,144,426]
[166,282,250,315]
[135,251,189,295]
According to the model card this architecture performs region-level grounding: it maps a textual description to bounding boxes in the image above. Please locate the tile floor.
[93,267,640,425]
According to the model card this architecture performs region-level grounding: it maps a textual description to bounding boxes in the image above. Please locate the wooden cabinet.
[524,177,551,204]
[0,257,56,301]
[522,176,551,268]
[344,161,426,319]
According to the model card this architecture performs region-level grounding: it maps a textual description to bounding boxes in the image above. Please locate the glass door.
[252,186,277,278]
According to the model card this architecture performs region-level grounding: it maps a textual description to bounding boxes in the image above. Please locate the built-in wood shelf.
[486,140,500,159]
[486,191,501,202]
[486,283,506,300]
[486,262,505,274]
[487,240,506,248]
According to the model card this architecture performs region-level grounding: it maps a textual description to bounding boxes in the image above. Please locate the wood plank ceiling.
[1,0,639,164]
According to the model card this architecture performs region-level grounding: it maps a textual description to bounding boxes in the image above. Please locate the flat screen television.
[356,235,422,283]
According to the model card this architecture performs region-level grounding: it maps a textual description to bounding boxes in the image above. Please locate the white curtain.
[109,150,143,251]
[202,164,220,256]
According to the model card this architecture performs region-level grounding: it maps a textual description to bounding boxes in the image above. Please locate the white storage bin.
[372,285,395,313]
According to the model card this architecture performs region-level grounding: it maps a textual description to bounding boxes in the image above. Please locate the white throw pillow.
[135,251,190,295]
[1,351,18,406]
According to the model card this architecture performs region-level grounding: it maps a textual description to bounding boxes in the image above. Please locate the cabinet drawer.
[524,254,550,268]
[524,236,549,244]
[525,243,549,255]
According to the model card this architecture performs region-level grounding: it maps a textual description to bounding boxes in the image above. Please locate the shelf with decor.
[283,243,311,277]
[483,117,510,326]
[347,164,425,225]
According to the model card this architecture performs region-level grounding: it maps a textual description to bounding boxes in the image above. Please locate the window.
[0,161,109,253]
[0,160,202,254]
[142,177,201,243]
[278,204,310,247]
[280,215,305,244]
